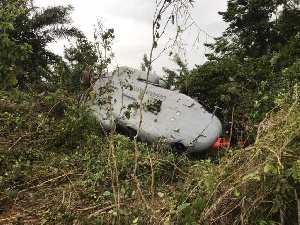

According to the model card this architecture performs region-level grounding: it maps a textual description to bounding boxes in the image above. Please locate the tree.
[162,53,189,90]
[218,0,284,58]
[0,0,32,89]
[140,54,152,72]
[6,0,80,87]
[210,0,300,59]
[62,34,98,92]
[179,0,300,123]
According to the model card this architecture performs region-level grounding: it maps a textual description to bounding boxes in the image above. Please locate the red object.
[212,138,230,150]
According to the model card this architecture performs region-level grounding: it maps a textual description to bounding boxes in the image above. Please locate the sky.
[35,0,228,74]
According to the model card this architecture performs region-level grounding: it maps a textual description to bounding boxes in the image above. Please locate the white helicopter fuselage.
[89,67,222,153]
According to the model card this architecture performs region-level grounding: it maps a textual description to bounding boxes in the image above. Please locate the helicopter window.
[146,100,162,114]
[137,78,157,86]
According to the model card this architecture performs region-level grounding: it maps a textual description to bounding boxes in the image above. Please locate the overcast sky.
[35,0,228,74]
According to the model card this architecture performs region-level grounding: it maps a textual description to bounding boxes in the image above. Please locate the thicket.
[0,0,299,224]
[164,0,300,125]
[0,86,299,225]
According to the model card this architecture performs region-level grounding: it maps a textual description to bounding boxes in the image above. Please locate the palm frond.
[30,5,74,31]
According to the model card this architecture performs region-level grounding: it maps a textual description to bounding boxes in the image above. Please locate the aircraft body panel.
[87,66,222,153]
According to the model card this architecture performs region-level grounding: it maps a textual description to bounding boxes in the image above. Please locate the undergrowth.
[0,88,299,224]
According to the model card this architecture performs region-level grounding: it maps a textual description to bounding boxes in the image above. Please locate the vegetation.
[165,0,300,124]
[0,0,299,224]
[1,0,79,89]
[0,0,32,89]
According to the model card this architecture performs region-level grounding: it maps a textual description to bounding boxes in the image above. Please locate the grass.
[0,88,299,224]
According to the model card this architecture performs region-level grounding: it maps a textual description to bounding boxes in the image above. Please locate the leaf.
[153,41,158,49]
[177,203,191,212]
[7,23,14,30]
[156,22,160,29]
[177,26,181,33]
[157,192,164,197]
[133,217,139,224]
[138,92,144,100]
[124,111,130,119]
[103,191,111,196]
[242,170,260,181]
[264,164,276,173]
[189,0,195,6]
[192,200,206,210]
[234,188,241,197]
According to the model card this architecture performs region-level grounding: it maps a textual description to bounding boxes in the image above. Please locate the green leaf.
[153,41,158,49]
[103,191,111,196]
[177,26,181,33]
[177,203,191,212]
[156,22,160,29]
[138,92,144,100]
[192,200,206,210]
[133,217,139,224]
[124,111,130,119]
[264,164,276,173]
[7,23,14,30]
[234,188,241,197]
[242,170,260,181]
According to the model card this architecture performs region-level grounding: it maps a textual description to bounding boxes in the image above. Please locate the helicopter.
[83,66,223,153]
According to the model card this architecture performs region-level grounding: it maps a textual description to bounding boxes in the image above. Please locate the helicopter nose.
[192,118,222,152]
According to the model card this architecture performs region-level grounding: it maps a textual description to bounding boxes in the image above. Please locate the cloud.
[34,0,228,73]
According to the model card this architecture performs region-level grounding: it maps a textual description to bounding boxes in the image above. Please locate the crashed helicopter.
[83,66,222,153]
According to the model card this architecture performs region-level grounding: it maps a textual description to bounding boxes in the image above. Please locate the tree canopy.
[169,0,300,124]
[1,0,80,89]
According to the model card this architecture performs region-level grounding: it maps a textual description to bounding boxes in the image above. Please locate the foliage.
[0,88,191,224]
[0,0,32,89]
[140,53,152,72]
[1,88,298,224]
[4,0,79,87]
[1,1,299,224]
[162,53,189,90]
[93,22,115,74]
[61,34,98,93]
[169,0,300,126]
